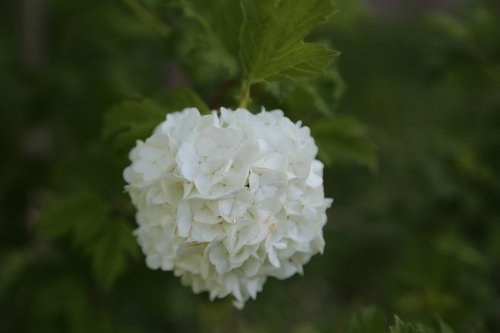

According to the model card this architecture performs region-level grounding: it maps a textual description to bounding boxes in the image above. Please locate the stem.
[238,79,252,108]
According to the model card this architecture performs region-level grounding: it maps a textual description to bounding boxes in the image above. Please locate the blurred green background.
[1,0,500,332]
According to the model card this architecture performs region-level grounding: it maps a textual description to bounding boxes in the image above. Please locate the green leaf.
[102,98,165,153]
[348,307,387,333]
[310,116,377,169]
[33,275,113,333]
[314,69,346,114]
[175,0,241,55]
[438,320,455,333]
[50,145,125,197]
[102,86,209,152]
[261,81,330,119]
[0,251,28,299]
[155,86,211,115]
[87,218,139,289]
[389,316,436,333]
[122,0,171,37]
[37,191,138,288]
[37,191,109,240]
[173,0,242,81]
[240,0,339,82]
[258,68,346,120]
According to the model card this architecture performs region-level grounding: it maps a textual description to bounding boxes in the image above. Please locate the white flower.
[124,107,332,308]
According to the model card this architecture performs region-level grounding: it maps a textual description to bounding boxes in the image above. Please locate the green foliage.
[389,316,437,333]
[155,86,211,114]
[259,69,346,118]
[175,0,241,57]
[103,86,209,152]
[90,217,139,288]
[38,191,108,240]
[310,115,377,169]
[122,0,171,37]
[32,276,113,333]
[348,309,455,333]
[255,69,373,168]
[103,98,165,152]
[172,0,242,84]
[37,191,138,288]
[239,0,339,82]
[348,307,387,333]
[2,0,500,332]
[0,251,27,299]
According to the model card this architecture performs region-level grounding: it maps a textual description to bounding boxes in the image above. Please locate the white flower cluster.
[124,107,332,308]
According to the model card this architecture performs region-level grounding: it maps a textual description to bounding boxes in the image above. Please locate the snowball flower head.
[124,107,332,308]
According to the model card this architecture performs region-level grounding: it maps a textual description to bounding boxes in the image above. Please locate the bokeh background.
[1,0,500,332]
